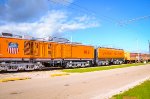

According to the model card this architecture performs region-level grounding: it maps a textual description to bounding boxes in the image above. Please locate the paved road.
[0,64,150,99]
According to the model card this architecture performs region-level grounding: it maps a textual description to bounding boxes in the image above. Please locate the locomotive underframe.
[0,58,94,71]
[96,58,124,66]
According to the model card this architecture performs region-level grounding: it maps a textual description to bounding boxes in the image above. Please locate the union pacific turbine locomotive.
[0,33,149,71]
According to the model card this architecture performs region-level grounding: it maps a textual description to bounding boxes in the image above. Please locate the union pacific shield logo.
[8,42,19,54]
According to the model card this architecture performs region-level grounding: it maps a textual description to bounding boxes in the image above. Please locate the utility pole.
[148,40,150,55]
[148,40,150,62]
[137,39,140,62]
[148,40,150,57]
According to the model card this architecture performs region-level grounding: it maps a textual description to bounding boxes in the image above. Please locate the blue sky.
[0,0,150,53]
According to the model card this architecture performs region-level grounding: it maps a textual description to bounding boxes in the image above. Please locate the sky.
[0,0,150,53]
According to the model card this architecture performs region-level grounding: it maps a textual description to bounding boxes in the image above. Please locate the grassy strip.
[0,77,31,83]
[112,80,150,99]
[62,63,146,73]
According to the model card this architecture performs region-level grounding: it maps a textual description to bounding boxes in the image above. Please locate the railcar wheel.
[25,65,35,71]
[6,65,19,71]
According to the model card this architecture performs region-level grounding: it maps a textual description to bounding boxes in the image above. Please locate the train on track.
[0,33,150,71]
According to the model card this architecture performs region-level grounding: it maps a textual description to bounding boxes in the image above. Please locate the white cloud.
[0,10,99,38]
[59,15,99,32]
[50,0,74,6]
[0,0,49,23]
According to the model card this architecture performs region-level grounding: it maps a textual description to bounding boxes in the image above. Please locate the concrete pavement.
[0,64,150,99]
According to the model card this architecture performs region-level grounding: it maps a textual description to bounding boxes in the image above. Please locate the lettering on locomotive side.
[24,41,31,55]
[7,42,19,54]
[84,50,90,54]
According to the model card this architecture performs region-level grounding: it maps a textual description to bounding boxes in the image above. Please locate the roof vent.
[49,37,70,43]
[2,33,13,37]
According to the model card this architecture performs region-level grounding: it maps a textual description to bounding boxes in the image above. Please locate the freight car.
[125,52,150,63]
[140,53,150,62]
[95,47,125,65]
[0,33,94,71]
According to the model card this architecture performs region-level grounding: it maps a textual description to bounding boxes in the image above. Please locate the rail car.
[95,47,125,65]
[124,52,150,63]
[0,33,150,72]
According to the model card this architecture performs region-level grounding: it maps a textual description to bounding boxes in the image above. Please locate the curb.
[92,76,150,99]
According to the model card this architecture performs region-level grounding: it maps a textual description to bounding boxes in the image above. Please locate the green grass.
[62,63,147,73]
[112,80,150,99]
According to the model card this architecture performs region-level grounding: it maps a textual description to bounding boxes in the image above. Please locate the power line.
[49,0,150,27]
[64,0,117,23]
[48,0,118,24]
[48,0,142,36]
[118,15,150,26]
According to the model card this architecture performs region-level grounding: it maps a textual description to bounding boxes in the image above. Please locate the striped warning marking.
[51,73,70,77]
[0,77,31,83]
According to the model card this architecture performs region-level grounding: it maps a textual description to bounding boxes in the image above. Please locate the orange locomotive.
[0,33,94,71]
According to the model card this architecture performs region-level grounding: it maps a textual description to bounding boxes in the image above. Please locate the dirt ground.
[0,64,150,99]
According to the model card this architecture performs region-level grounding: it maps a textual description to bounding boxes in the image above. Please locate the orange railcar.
[95,47,125,65]
[97,48,124,59]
